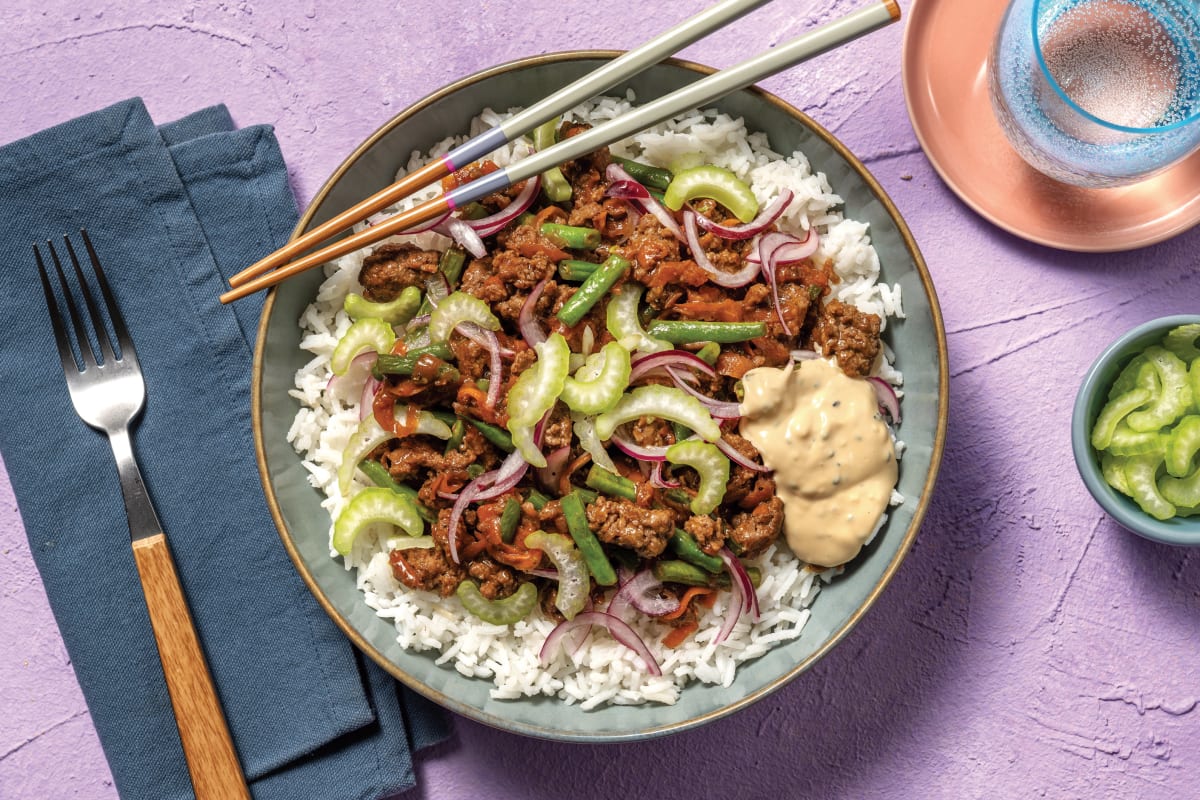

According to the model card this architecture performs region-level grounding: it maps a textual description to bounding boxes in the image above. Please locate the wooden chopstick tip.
[883,0,901,21]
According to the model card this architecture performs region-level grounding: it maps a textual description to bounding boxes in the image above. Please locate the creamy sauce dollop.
[739,359,897,568]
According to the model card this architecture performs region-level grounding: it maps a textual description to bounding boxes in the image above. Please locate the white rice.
[287,94,904,705]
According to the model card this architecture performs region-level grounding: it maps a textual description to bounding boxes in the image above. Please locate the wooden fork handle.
[132,533,252,800]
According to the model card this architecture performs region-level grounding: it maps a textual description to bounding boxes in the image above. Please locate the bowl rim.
[251,50,951,739]
[1071,313,1200,545]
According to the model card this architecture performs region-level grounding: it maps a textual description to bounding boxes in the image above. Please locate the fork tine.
[63,233,118,365]
[80,229,138,366]
[45,239,98,369]
[33,244,82,376]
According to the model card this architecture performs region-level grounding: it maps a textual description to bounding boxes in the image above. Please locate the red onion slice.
[665,366,741,419]
[519,278,549,346]
[682,211,762,288]
[436,218,487,258]
[609,569,679,618]
[757,232,794,336]
[650,460,680,489]
[605,164,685,242]
[867,376,902,424]
[714,565,744,645]
[714,436,770,473]
[693,189,793,239]
[745,229,818,264]
[540,611,661,675]
[359,376,381,421]
[609,426,669,462]
[535,445,572,492]
[327,351,378,401]
[456,321,515,358]
[790,349,819,361]
[628,350,717,384]
[720,547,759,621]
[447,480,481,564]
[466,176,541,237]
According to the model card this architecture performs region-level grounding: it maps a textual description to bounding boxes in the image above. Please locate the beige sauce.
[739,359,897,567]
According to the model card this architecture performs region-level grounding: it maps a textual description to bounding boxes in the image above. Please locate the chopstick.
[226,0,777,291]
[220,0,899,304]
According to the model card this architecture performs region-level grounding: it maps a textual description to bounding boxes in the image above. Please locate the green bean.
[417,247,468,316]
[669,528,724,573]
[665,488,694,507]
[645,320,766,344]
[466,418,516,453]
[695,341,721,365]
[575,487,599,505]
[459,202,490,220]
[526,488,550,511]
[585,465,638,502]
[499,496,522,544]
[357,460,437,524]
[439,246,467,287]
[426,408,457,427]
[443,418,465,456]
[532,118,572,203]
[556,254,631,327]
[561,491,617,586]
[541,223,601,251]
[557,259,599,282]
[671,422,693,443]
[372,343,455,377]
[467,464,486,478]
[613,156,673,191]
[653,560,762,588]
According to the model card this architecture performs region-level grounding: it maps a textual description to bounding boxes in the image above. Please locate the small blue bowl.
[1072,315,1200,546]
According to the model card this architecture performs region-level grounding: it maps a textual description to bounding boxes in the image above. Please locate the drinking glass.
[989,0,1200,188]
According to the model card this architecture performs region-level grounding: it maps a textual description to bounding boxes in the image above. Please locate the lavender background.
[2,1,1197,798]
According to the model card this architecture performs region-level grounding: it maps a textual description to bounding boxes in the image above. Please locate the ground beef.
[379,431,494,484]
[586,496,674,558]
[542,404,573,451]
[621,215,682,284]
[390,544,464,597]
[458,257,507,304]
[720,432,777,509]
[449,335,492,383]
[630,416,673,448]
[728,496,785,558]
[683,514,726,556]
[358,243,441,302]
[809,298,882,377]
[465,556,518,600]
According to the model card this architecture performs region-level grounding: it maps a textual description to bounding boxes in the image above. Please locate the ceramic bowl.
[252,52,949,740]
[1071,314,1200,545]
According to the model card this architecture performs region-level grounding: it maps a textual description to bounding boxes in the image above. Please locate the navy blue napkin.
[0,99,447,800]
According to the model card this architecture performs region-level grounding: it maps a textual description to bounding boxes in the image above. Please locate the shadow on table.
[392,369,1019,800]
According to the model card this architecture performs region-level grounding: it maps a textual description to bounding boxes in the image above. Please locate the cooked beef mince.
[728,497,785,559]
[810,298,882,377]
[358,243,441,302]
[586,497,675,559]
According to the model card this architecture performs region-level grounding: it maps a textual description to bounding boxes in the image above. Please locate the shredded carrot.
[534,205,567,226]
[558,451,593,497]
[663,620,699,648]
[662,586,715,621]
[672,299,745,322]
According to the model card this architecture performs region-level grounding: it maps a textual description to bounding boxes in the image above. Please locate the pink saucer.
[902,0,1200,252]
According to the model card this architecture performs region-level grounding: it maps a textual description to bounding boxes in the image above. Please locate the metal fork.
[35,232,251,800]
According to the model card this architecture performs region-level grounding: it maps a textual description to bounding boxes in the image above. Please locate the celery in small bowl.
[1072,315,1200,546]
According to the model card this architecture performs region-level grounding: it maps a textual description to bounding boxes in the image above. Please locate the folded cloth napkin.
[0,99,448,800]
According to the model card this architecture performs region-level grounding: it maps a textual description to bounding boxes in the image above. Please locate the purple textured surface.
[2,1,1198,798]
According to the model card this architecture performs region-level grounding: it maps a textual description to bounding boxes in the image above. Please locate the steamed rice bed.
[287,93,904,706]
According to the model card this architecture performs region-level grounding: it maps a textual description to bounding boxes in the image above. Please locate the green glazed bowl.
[1071,314,1200,546]
[252,52,949,740]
